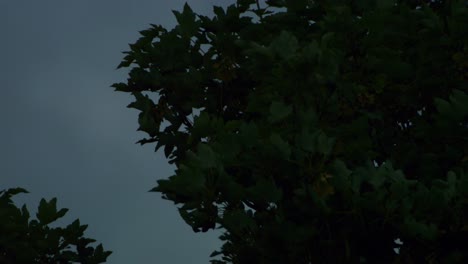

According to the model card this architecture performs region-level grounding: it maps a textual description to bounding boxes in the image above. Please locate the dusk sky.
[1,1,269,263]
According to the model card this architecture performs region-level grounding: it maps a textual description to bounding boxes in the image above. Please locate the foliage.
[112,0,468,263]
[0,188,111,264]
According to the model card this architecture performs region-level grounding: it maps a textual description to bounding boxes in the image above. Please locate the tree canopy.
[112,0,468,263]
[0,188,111,264]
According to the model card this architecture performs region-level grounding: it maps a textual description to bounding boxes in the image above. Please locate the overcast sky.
[0,1,253,263]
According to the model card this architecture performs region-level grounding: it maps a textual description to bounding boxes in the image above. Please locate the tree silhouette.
[0,188,111,264]
[113,0,468,263]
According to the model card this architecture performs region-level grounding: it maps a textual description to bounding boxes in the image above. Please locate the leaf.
[268,100,292,123]
[93,244,112,262]
[434,89,468,128]
[238,122,259,146]
[320,32,335,50]
[403,216,438,240]
[21,204,30,220]
[266,0,286,7]
[172,3,199,38]
[441,171,458,199]
[116,53,134,69]
[245,42,275,59]
[37,198,57,225]
[269,30,299,60]
[127,92,156,112]
[195,143,218,169]
[376,0,395,9]
[110,82,129,92]
[246,4,272,18]
[226,4,241,20]
[221,209,256,235]
[297,130,318,152]
[128,92,159,136]
[368,165,389,189]
[298,107,318,130]
[270,133,291,159]
[164,143,175,158]
[236,0,256,12]
[329,159,352,192]
[191,111,212,138]
[447,171,457,186]
[434,98,452,116]
[302,40,320,61]
[213,6,225,18]
[286,0,309,11]
[316,131,335,157]
[67,219,84,235]
[137,111,159,136]
[312,173,335,198]
[296,130,334,156]
[248,177,283,203]
[210,250,223,258]
[59,206,71,218]
[1,187,29,199]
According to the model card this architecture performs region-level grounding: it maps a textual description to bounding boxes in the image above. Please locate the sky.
[1,1,251,263]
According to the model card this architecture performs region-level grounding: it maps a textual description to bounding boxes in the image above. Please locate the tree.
[0,188,111,264]
[112,0,467,263]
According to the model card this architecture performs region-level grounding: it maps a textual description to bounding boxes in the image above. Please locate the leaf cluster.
[0,188,111,264]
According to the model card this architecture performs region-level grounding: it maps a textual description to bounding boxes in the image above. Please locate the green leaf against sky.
[1,187,28,197]
[173,3,200,38]
[213,5,226,18]
[127,92,155,112]
[137,111,159,137]
[36,198,69,225]
[1,189,111,263]
[66,219,88,240]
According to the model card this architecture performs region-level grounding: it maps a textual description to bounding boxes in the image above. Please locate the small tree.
[112,0,467,263]
[0,188,111,264]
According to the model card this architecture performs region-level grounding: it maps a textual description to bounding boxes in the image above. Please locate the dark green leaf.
[36,198,59,225]
[172,3,200,38]
[269,30,299,60]
[268,100,292,123]
[269,133,291,159]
